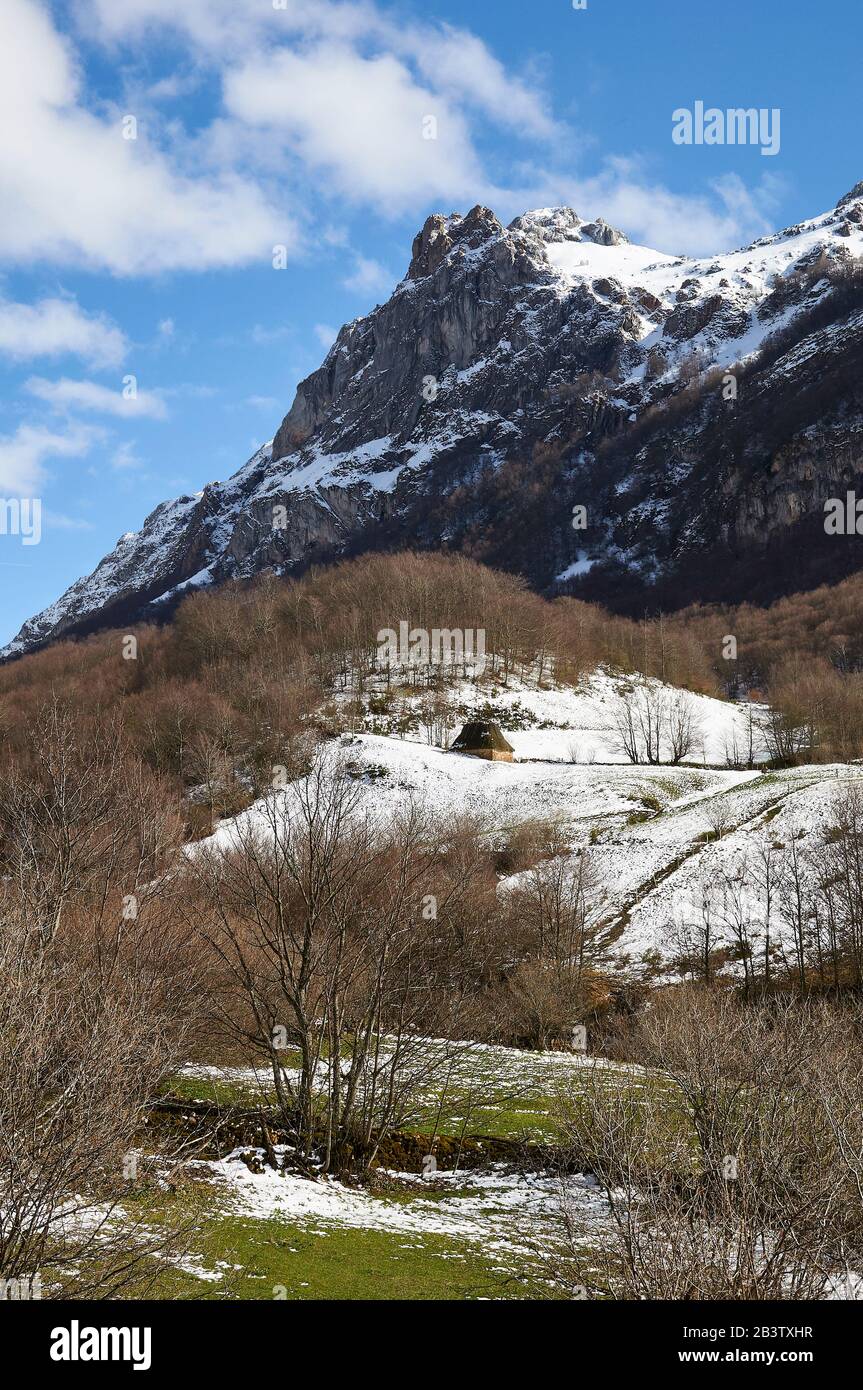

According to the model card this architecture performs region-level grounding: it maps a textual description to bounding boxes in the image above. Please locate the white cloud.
[75,0,276,53]
[710,171,786,237]
[159,382,217,399]
[24,376,168,419]
[244,395,278,410]
[0,0,292,273]
[83,0,556,138]
[250,324,293,346]
[341,256,392,297]
[407,24,556,140]
[491,161,785,256]
[80,0,554,147]
[145,72,202,102]
[0,421,100,495]
[0,294,127,366]
[223,44,485,211]
[78,0,553,215]
[577,162,780,254]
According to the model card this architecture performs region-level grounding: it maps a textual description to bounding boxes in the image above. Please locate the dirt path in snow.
[601,773,856,937]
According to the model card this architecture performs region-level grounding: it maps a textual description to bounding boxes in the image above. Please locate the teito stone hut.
[451,721,514,762]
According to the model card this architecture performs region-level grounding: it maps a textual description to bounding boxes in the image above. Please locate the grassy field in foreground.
[135,1044,670,1299]
[166,1040,650,1143]
[123,1179,541,1301]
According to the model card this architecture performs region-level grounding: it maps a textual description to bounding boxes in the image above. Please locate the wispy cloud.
[0,420,101,495]
[0,294,127,367]
[110,440,145,470]
[24,376,168,419]
[44,508,95,531]
[249,324,293,346]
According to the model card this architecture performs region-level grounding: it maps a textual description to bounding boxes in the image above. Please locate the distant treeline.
[4,551,863,813]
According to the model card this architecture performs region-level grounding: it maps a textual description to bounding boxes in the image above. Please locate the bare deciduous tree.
[552,992,863,1300]
[499,851,612,1048]
[195,757,484,1175]
[667,690,701,764]
[0,704,202,1297]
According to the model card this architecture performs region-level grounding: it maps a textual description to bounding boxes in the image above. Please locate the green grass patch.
[124,1183,533,1301]
[162,1073,273,1108]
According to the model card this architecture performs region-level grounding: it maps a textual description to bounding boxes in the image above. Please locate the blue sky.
[1,0,861,645]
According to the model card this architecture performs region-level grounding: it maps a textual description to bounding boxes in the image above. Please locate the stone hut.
[451,721,514,762]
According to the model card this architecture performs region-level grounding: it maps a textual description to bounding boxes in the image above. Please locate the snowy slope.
[188,655,861,975]
[329,667,769,765]
[198,669,767,851]
[200,732,757,856]
[197,731,856,971]
[617,766,863,960]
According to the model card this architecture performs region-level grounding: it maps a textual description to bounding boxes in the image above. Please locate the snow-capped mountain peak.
[5,183,863,658]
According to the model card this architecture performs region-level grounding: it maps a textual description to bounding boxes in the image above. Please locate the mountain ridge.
[6,185,863,659]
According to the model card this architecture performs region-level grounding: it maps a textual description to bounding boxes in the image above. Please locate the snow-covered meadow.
[190,668,861,972]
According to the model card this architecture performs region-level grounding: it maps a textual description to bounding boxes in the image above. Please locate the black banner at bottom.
[1,1299,856,1375]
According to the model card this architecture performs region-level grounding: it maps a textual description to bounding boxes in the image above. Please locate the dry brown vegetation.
[6,550,863,783]
[0,704,203,1295]
[0,552,714,833]
[554,990,863,1300]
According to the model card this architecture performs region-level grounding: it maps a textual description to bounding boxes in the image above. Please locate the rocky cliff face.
[6,188,863,657]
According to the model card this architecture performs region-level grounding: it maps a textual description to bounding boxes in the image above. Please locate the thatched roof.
[451,721,514,753]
